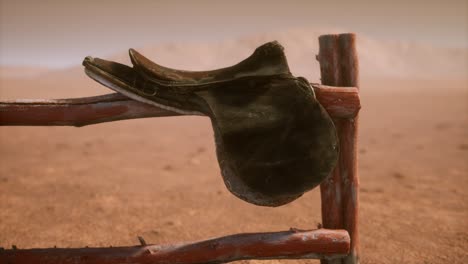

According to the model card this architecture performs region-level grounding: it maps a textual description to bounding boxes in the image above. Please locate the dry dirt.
[0,37,467,263]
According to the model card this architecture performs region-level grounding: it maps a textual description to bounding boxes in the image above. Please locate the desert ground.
[1,30,467,263]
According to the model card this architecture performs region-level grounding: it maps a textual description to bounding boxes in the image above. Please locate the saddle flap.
[194,77,339,206]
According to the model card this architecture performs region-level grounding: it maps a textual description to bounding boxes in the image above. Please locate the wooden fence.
[0,33,361,264]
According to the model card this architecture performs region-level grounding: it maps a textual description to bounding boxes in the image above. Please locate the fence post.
[318,33,360,264]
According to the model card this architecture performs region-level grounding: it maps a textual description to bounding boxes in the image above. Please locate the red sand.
[1,33,467,263]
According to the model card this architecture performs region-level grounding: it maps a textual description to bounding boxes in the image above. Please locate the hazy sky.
[1,0,467,68]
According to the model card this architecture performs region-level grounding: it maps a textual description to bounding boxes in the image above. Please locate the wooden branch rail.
[0,85,360,126]
[0,229,350,264]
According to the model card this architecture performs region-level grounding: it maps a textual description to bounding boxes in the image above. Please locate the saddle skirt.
[83,41,339,207]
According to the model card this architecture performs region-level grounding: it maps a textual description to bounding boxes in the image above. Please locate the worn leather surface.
[82,41,338,206]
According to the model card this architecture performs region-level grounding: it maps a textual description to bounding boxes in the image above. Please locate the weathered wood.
[339,118,359,264]
[0,85,360,127]
[0,229,350,264]
[317,34,345,264]
[318,34,344,232]
[312,85,360,119]
[0,93,181,127]
[338,34,359,88]
[318,33,360,264]
[338,33,360,264]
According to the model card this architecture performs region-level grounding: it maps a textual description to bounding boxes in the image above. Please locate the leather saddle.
[83,41,338,207]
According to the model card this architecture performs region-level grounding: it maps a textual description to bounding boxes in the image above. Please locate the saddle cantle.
[82,41,339,207]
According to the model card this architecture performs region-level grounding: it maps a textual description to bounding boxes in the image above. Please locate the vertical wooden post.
[318,33,360,264]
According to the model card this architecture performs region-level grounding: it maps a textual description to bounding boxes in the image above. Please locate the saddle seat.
[129,41,292,85]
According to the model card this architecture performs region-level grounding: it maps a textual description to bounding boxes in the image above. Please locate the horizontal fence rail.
[0,84,360,127]
[1,229,350,264]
